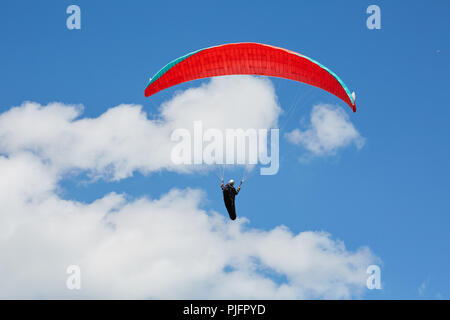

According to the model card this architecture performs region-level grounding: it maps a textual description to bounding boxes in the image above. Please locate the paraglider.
[221,179,242,220]
[145,42,356,112]
[145,42,357,220]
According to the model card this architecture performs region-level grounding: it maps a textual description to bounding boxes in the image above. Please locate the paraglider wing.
[145,42,356,112]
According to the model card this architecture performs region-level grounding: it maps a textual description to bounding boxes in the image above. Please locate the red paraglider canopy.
[145,43,356,112]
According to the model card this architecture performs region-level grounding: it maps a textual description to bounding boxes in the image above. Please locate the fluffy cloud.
[0,76,280,180]
[285,104,365,156]
[0,154,375,299]
[0,77,377,299]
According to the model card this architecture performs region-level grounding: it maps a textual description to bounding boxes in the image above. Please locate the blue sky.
[0,0,449,299]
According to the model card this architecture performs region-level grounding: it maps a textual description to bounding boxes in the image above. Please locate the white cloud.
[285,104,365,156]
[0,76,280,180]
[0,77,377,299]
[0,153,376,299]
[161,75,280,131]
